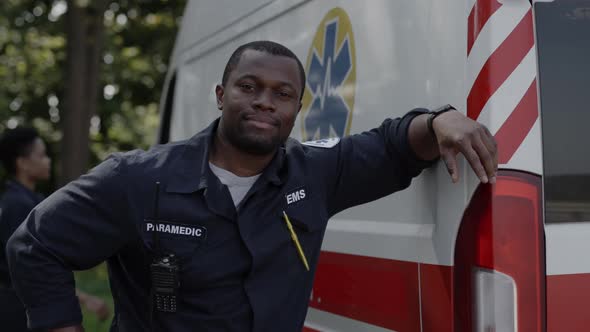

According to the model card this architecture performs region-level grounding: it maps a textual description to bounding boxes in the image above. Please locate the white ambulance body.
[157,0,590,331]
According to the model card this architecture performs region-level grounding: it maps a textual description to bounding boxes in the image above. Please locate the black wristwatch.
[427,104,457,137]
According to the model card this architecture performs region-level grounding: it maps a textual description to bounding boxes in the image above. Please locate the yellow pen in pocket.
[282,211,310,271]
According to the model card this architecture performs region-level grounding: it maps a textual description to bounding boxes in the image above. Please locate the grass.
[75,263,114,332]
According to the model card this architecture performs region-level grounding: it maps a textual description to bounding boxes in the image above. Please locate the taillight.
[454,171,546,331]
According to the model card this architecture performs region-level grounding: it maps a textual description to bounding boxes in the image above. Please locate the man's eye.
[240,84,255,91]
[276,91,292,98]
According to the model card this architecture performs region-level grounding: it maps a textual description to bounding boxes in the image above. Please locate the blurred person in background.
[0,127,110,331]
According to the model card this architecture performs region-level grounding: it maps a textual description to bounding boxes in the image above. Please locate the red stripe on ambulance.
[467,0,503,55]
[494,79,538,163]
[310,251,421,331]
[308,253,454,332]
[420,263,454,332]
[547,273,590,331]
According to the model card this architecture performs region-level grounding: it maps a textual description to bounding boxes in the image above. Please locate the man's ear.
[215,84,224,110]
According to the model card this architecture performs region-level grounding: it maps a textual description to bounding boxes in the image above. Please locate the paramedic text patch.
[145,220,207,239]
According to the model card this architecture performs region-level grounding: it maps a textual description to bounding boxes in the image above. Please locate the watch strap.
[427,104,457,137]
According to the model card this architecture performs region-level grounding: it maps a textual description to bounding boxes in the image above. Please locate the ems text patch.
[285,187,307,205]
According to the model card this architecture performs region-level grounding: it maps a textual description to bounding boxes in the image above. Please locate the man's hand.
[77,290,111,321]
[82,294,110,321]
[432,110,498,183]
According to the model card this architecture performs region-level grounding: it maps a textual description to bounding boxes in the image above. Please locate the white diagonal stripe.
[475,46,537,134]
[505,118,542,173]
[466,2,530,92]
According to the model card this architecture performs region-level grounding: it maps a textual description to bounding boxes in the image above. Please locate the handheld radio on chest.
[150,182,180,313]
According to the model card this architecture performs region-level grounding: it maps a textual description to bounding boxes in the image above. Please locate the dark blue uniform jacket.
[7,111,434,331]
[1,180,44,332]
[1,180,43,286]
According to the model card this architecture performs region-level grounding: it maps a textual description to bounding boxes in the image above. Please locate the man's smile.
[243,114,279,130]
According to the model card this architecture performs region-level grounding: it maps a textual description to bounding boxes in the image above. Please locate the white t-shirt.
[208,162,261,207]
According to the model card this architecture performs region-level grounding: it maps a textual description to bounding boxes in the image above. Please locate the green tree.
[1,1,186,330]
[0,0,186,189]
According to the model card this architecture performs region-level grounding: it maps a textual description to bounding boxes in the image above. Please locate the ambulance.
[157,0,590,330]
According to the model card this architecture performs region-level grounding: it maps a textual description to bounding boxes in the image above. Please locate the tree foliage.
[0,0,186,191]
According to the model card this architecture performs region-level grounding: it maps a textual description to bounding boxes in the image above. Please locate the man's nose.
[252,89,275,112]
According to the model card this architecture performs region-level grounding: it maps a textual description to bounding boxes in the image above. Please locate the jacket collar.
[5,179,43,204]
[165,118,286,194]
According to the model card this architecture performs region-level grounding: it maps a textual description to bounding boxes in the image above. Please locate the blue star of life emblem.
[304,18,353,140]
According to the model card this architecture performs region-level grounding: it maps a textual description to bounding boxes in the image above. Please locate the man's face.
[216,50,302,155]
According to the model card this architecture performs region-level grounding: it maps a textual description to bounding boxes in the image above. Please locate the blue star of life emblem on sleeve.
[304,18,353,140]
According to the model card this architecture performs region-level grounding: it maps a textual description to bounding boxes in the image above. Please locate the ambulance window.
[535,0,590,222]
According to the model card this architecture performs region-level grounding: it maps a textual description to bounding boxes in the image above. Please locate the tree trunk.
[84,0,107,152]
[60,0,106,186]
[61,0,88,186]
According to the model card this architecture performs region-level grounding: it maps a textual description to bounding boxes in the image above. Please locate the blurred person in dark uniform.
[0,127,49,332]
[0,127,110,331]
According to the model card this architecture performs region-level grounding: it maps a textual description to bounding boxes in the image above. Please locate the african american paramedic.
[7,41,497,332]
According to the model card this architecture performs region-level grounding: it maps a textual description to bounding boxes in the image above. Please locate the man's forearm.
[408,113,439,161]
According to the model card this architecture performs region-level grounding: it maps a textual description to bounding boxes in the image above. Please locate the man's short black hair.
[221,40,306,100]
[0,127,40,175]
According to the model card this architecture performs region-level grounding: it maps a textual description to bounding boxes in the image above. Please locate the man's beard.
[225,121,284,155]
